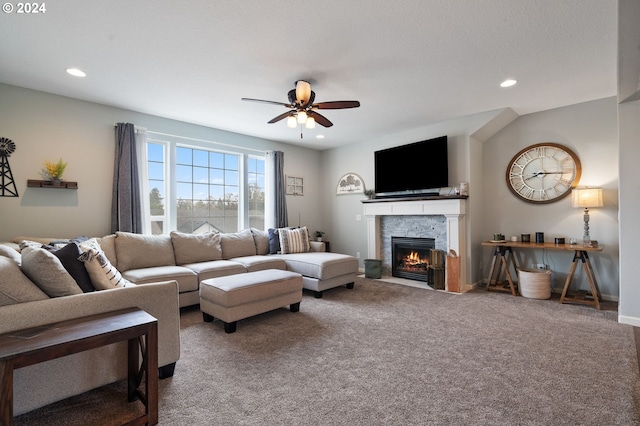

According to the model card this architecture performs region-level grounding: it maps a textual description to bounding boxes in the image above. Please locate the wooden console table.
[482,241,604,309]
[0,308,158,426]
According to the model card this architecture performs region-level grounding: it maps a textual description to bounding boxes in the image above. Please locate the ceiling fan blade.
[312,100,360,109]
[310,111,333,127]
[241,98,291,108]
[268,110,295,124]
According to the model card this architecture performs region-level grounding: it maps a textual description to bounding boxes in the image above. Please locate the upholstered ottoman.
[200,269,303,333]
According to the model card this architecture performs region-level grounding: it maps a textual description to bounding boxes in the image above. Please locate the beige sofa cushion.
[251,228,270,255]
[0,256,49,306]
[122,265,199,293]
[277,252,358,280]
[20,246,83,297]
[182,260,247,282]
[228,255,287,273]
[0,244,21,264]
[95,234,117,267]
[170,231,222,265]
[220,229,256,259]
[115,232,175,271]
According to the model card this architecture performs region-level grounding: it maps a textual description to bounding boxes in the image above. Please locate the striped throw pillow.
[78,239,133,290]
[278,227,311,254]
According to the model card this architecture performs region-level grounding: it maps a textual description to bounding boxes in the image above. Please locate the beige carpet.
[15,278,640,425]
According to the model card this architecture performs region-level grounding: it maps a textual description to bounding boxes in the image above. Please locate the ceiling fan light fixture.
[305,116,316,129]
[287,115,297,128]
[297,110,308,124]
[295,80,311,103]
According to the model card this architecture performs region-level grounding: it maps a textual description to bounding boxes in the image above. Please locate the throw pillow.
[79,239,133,290]
[251,228,270,255]
[267,228,281,254]
[220,229,257,259]
[278,227,311,254]
[45,243,95,293]
[114,232,175,271]
[0,256,49,306]
[170,231,222,264]
[20,246,83,297]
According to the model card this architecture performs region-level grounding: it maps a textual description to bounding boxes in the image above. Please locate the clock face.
[506,143,581,203]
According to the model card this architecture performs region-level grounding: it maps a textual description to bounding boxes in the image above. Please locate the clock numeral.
[521,186,535,199]
[510,179,526,192]
[520,151,535,163]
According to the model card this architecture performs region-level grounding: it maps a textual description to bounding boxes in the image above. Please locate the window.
[143,137,265,235]
[147,142,167,234]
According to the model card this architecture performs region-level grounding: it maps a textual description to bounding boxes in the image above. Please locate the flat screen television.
[374,136,448,197]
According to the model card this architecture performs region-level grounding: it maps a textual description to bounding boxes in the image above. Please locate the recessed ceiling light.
[66,68,86,77]
[500,79,517,88]
[316,135,325,139]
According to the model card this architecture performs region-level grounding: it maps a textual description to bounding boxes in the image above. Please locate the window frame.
[143,135,265,234]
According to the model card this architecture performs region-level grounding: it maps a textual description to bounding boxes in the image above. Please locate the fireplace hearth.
[391,237,436,283]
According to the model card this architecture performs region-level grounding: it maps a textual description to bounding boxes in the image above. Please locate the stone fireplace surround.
[363,197,467,290]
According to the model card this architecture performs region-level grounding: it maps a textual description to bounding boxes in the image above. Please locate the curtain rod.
[113,124,266,154]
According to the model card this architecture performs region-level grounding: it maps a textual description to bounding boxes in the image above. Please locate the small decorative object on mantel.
[336,172,365,195]
[41,158,68,186]
[0,137,19,197]
[363,188,375,199]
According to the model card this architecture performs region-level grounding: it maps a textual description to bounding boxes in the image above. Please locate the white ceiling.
[0,0,617,150]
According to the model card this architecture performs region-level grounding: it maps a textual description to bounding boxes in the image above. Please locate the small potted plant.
[41,158,68,186]
[364,188,375,199]
[314,231,325,242]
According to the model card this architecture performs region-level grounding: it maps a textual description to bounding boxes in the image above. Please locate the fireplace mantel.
[363,196,467,290]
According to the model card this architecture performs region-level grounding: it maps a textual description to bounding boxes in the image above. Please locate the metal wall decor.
[0,137,18,197]
[336,172,365,195]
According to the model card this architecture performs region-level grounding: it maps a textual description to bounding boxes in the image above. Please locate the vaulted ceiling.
[0,0,617,150]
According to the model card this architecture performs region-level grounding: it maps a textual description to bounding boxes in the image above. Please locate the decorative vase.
[50,178,61,186]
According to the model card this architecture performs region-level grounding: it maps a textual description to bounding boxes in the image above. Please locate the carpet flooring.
[14,277,640,425]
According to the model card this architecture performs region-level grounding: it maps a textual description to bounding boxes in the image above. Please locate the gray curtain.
[273,150,288,227]
[111,123,142,233]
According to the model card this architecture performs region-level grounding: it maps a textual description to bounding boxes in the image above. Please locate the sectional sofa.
[0,226,358,416]
[113,227,359,305]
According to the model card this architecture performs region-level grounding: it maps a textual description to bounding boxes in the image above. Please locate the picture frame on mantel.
[336,172,365,195]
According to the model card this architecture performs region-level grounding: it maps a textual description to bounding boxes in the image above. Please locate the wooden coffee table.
[0,308,158,426]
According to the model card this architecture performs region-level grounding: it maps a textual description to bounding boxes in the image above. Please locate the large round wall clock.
[505,142,581,204]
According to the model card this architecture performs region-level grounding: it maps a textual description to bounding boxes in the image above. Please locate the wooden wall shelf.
[27,179,78,189]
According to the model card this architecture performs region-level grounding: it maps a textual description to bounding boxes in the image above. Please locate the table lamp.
[571,187,603,243]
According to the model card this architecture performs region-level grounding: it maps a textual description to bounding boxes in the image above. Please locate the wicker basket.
[517,268,552,299]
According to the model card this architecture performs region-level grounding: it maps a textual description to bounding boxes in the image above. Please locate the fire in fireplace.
[391,237,436,282]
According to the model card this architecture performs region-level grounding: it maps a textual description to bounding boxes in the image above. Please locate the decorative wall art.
[0,137,19,197]
[336,172,365,195]
[286,175,304,195]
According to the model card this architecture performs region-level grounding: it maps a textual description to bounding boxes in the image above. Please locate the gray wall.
[482,97,619,300]
[321,97,620,300]
[617,0,640,325]
[0,84,322,242]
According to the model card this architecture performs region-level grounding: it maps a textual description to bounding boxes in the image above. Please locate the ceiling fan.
[241,80,360,130]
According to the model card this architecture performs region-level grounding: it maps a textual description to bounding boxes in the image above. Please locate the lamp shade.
[571,187,603,208]
[286,115,297,128]
[305,116,316,129]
